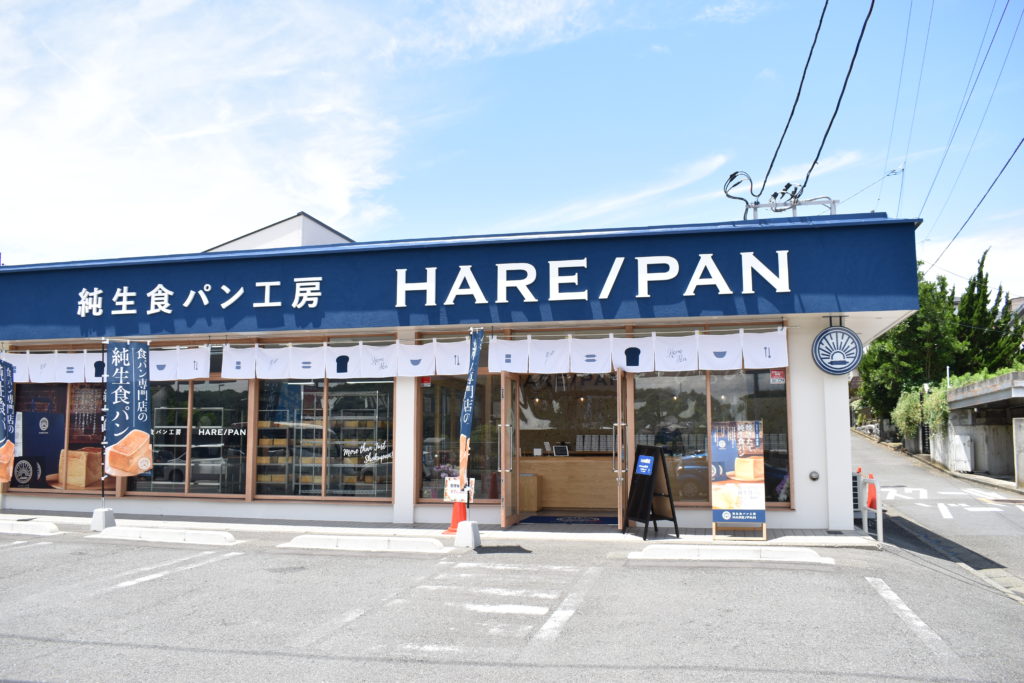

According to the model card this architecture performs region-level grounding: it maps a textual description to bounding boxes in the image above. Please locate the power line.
[918,0,1010,222]
[925,4,1023,234]
[898,0,935,216]
[876,0,915,211]
[922,136,1023,277]
[789,0,875,200]
[751,0,830,200]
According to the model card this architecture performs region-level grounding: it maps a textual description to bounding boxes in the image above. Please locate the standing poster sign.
[710,420,766,525]
[104,341,154,477]
[0,360,15,483]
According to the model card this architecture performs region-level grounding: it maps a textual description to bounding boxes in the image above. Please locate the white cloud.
[485,154,729,233]
[694,0,769,24]
[918,223,1024,298]
[0,0,604,265]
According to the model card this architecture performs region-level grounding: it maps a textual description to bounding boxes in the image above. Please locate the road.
[0,438,1022,681]
[852,432,1024,599]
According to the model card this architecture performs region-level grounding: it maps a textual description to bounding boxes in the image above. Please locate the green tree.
[954,250,1024,373]
[858,270,961,418]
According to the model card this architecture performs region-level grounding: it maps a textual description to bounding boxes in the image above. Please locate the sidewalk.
[0,510,879,549]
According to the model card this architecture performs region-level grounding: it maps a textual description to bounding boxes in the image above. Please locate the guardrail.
[853,471,883,543]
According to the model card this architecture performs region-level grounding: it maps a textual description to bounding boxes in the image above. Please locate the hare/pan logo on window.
[812,326,863,375]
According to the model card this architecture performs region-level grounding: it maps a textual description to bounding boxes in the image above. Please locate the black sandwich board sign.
[625,445,680,540]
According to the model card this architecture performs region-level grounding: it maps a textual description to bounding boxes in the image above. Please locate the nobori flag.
[104,341,153,477]
[0,360,15,483]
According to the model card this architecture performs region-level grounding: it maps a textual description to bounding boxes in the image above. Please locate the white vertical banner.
[289,345,326,379]
[220,345,257,379]
[27,353,57,383]
[434,339,471,375]
[1,354,29,384]
[653,334,699,372]
[612,335,655,372]
[528,337,571,374]
[360,343,398,378]
[487,337,530,373]
[54,352,86,383]
[396,343,436,377]
[83,353,104,383]
[149,349,179,381]
[325,345,364,379]
[569,336,612,373]
[699,332,743,370]
[177,346,211,380]
[256,346,291,379]
[742,328,789,369]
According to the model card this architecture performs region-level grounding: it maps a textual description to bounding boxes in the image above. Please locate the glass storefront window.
[710,370,790,503]
[634,373,708,502]
[190,380,248,494]
[130,382,189,493]
[519,374,618,455]
[327,380,392,498]
[256,380,326,496]
[420,375,499,500]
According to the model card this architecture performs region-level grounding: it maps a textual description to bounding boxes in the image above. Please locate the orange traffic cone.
[866,473,877,510]
[442,502,467,535]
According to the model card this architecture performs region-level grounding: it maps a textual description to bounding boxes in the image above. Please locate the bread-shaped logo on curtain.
[104,341,154,477]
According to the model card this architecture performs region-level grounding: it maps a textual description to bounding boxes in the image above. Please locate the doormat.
[520,515,617,525]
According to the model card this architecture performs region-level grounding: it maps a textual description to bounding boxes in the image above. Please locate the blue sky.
[2,0,1022,297]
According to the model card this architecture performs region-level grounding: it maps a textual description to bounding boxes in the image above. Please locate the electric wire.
[925,4,1023,236]
[752,0,829,200]
[792,0,875,200]
[898,0,935,216]
[918,0,1010,223]
[922,136,1023,277]
[876,0,915,211]
[844,169,901,205]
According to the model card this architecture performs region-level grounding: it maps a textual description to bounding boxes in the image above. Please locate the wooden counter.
[518,456,617,509]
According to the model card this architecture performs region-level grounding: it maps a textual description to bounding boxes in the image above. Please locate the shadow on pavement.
[883,512,1004,571]
[474,545,532,555]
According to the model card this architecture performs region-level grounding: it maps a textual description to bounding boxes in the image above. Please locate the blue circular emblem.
[812,326,863,375]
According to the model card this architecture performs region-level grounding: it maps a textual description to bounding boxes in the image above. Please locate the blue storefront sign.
[0,213,919,341]
[635,454,655,476]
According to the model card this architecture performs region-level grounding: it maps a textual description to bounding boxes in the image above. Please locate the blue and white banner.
[612,335,655,372]
[698,332,743,371]
[569,336,612,373]
[397,343,435,377]
[0,360,15,483]
[742,328,788,369]
[104,341,153,477]
[457,328,486,487]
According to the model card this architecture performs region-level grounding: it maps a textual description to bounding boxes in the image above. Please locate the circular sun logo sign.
[812,326,863,375]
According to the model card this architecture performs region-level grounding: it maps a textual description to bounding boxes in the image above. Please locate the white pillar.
[823,373,854,530]
[392,376,417,524]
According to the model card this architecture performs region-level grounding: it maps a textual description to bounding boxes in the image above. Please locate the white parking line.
[532,566,601,642]
[866,577,954,658]
[964,507,1002,512]
[461,603,549,616]
[937,503,953,519]
[114,551,243,588]
[418,585,559,600]
[1018,505,1024,514]
[451,562,578,573]
[113,551,216,577]
[0,541,50,552]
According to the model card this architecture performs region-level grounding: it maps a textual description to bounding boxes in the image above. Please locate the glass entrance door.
[499,372,521,527]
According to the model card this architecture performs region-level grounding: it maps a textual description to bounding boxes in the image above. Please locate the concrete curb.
[628,544,835,565]
[91,526,240,546]
[0,520,61,536]
[278,534,451,553]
